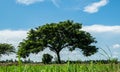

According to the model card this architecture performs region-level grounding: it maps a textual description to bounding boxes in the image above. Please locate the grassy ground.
[0,63,120,72]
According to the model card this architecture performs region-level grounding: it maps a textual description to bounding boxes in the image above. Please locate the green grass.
[0,63,120,72]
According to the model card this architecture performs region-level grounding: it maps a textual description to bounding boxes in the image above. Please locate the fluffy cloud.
[83,0,109,13]
[0,30,27,47]
[16,0,44,5]
[113,44,120,49]
[82,25,120,33]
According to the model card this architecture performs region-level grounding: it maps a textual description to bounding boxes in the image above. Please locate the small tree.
[0,43,15,58]
[42,53,53,64]
[18,20,98,63]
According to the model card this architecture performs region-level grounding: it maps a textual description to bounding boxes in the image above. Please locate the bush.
[42,54,53,64]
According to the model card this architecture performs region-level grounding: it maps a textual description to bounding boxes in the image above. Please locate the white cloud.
[0,30,27,47]
[16,0,44,5]
[82,25,120,33]
[83,0,109,13]
[113,44,120,49]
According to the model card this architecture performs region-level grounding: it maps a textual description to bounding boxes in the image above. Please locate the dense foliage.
[18,20,98,63]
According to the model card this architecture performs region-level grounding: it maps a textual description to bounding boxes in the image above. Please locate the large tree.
[0,43,15,57]
[18,20,98,63]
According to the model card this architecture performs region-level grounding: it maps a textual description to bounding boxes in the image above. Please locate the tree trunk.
[56,52,61,64]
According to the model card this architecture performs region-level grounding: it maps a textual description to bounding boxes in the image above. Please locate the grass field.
[0,62,120,72]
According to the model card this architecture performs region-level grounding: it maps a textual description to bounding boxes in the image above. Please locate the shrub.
[42,54,53,64]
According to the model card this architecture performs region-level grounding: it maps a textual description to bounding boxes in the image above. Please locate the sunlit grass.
[0,62,120,72]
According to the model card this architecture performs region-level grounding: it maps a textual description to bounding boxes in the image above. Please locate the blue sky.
[0,0,120,29]
[0,0,120,61]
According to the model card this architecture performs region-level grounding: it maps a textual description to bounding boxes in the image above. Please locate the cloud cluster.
[82,25,120,33]
[0,30,27,47]
[83,0,109,13]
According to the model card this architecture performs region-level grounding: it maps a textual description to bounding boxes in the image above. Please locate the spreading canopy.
[18,20,98,63]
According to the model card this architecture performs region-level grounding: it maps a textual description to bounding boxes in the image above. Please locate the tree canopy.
[18,20,98,63]
[0,43,15,57]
